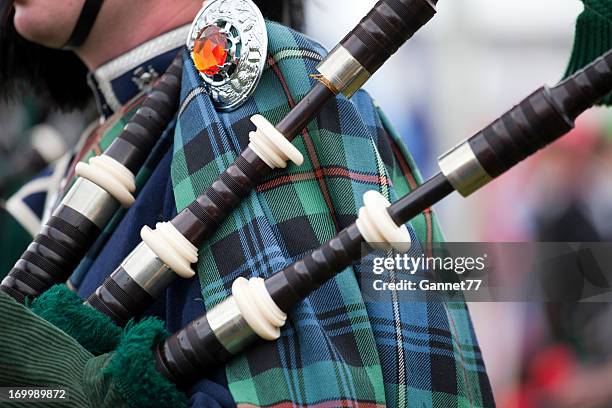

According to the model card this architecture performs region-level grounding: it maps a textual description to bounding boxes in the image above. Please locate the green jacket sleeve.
[0,292,187,408]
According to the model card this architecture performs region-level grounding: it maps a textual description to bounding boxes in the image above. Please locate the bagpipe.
[0,55,184,303]
[2,0,612,402]
[1,0,439,308]
[155,46,612,386]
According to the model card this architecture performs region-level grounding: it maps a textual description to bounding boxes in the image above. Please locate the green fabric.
[95,318,188,408]
[0,292,93,407]
[565,0,612,105]
[28,285,122,355]
[0,292,187,408]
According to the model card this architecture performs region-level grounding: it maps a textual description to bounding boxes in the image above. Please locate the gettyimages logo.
[372,253,487,275]
[360,243,612,302]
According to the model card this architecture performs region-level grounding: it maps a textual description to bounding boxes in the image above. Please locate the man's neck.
[75,1,201,70]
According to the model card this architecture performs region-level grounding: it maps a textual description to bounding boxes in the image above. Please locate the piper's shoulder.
[264,20,329,60]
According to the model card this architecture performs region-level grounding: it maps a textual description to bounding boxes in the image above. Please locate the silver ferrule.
[316,45,371,97]
[438,142,492,197]
[206,296,257,354]
[121,241,176,297]
[60,177,120,229]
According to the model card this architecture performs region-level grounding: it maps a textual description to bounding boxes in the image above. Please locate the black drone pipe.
[85,0,440,326]
[153,49,612,386]
[0,55,184,304]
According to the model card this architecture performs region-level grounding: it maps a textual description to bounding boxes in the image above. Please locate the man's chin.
[13,6,65,48]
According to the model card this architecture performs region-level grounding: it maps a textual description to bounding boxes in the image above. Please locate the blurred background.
[2,0,612,406]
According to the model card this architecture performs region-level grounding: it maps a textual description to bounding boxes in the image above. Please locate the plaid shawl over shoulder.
[172,22,493,408]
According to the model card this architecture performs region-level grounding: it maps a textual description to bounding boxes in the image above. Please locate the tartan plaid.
[172,21,493,408]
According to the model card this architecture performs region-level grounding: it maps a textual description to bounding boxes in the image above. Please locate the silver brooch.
[187,0,268,111]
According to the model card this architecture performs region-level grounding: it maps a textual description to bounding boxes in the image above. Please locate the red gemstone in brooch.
[192,25,229,76]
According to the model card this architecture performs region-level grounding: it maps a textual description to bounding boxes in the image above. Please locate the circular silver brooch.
[187,0,268,111]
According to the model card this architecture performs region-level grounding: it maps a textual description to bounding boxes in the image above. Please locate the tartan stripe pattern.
[172,21,493,408]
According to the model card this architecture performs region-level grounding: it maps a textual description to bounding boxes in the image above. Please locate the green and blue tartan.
[171,22,493,407]
[55,19,493,408]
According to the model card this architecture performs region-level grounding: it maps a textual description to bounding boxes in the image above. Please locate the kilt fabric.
[54,21,493,407]
[171,22,493,408]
